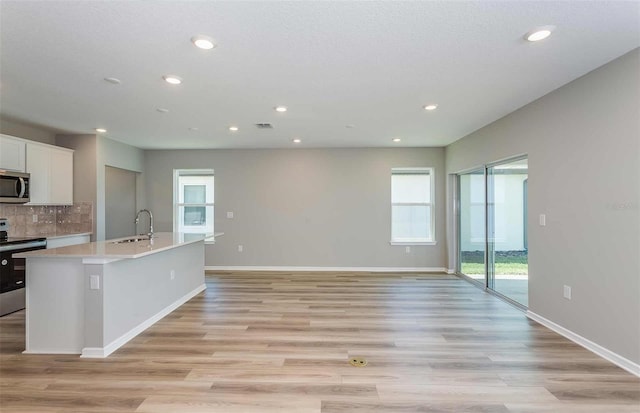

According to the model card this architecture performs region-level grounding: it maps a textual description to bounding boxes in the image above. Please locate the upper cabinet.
[0,134,27,172]
[48,148,73,205]
[0,134,74,205]
[26,142,74,205]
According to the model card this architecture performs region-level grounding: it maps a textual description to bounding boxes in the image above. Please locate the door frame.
[455,166,487,289]
[454,154,529,309]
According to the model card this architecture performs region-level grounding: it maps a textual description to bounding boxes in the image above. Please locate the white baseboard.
[81,283,206,358]
[81,347,109,358]
[23,349,81,355]
[205,266,447,273]
[446,268,456,274]
[527,310,640,377]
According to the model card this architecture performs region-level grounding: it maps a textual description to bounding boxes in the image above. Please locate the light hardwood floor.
[1,272,638,412]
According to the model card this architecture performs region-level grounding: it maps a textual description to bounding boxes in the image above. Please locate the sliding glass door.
[458,170,485,282]
[487,158,529,306]
[457,157,529,307]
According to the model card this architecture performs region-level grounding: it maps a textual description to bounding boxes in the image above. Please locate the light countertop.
[16,232,213,260]
[7,232,92,240]
[45,232,92,240]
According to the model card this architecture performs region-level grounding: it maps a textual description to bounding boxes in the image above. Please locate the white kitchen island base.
[20,233,206,358]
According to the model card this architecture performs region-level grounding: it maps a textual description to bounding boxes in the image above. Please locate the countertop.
[7,232,92,240]
[16,232,217,260]
[45,232,92,240]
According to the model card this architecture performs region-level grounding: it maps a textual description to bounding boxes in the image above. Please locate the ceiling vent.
[255,123,273,129]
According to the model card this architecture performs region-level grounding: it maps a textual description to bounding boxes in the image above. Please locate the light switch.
[539,214,546,226]
[227,211,234,219]
[90,275,100,290]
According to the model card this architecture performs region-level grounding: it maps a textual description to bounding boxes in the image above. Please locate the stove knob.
[1,259,7,266]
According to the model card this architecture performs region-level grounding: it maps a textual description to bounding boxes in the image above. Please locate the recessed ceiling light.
[275,106,287,112]
[423,104,438,111]
[191,35,216,50]
[163,75,182,85]
[229,126,239,132]
[95,128,107,133]
[392,138,401,142]
[525,26,555,42]
[292,138,301,143]
[156,108,169,113]
[104,77,121,85]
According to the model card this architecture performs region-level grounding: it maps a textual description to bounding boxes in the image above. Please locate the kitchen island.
[16,232,207,358]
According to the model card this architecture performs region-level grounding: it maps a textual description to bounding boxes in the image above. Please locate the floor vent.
[349,357,368,367]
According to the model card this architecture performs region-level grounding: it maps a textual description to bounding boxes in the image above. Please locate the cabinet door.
[0,135,26,172]
[25,144,50,205]
[49,149,73,205]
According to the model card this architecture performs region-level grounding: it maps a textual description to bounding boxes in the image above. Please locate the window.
[174,169,214,238]
[391,168,434,244]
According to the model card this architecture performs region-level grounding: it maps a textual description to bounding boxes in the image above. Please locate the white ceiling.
[1,1,638,150]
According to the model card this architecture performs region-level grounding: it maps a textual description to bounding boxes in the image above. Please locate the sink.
[111,236,150,244]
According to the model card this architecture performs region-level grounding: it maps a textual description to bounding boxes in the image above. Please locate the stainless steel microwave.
[0,170,30,204]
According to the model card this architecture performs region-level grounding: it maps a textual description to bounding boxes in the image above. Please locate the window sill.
[390,241,437,246]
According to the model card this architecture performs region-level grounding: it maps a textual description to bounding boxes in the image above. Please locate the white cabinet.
[26,143,74,205]
[25,144,50,204]
[0,135,74,205]
[49,149,73,205]
[0,134,26,172]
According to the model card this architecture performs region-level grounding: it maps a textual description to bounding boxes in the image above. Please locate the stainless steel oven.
[0,170,31,204]
[0,238,47,316]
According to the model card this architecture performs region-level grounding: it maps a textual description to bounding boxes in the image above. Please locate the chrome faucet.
[135,209,154,239]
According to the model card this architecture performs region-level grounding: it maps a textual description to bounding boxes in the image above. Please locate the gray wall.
[445,49,640,364]
[105,166,138,239]
[145,148,447,269]
[56,134,98,240]
[96,137,145,240]
[56,134,97,205]
[56,135,144,241]
[0,115,57,145]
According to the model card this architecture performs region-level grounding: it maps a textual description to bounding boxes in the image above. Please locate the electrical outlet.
[227,211,234,219]
[563,285,572,300]
[170,270,175,280]
[32,214,38,223]
[539,214,546,226]
[90,275,100,290]
[405,246,411,253]
[238,245,243,252]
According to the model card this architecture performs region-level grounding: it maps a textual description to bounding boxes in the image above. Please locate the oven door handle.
[17,177,26,198]
[0,240,47,252]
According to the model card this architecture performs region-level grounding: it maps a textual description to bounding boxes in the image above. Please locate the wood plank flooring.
[1,272,638,412]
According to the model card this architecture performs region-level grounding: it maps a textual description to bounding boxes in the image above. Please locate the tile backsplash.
[0,202,92,237]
